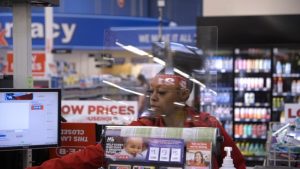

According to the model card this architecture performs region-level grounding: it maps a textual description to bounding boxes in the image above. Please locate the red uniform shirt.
[28,108,246,169]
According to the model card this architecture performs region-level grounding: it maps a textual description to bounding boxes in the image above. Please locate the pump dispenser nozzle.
[225,147,232,157]
[220,147,236,169]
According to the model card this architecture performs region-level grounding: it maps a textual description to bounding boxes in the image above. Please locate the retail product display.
[234,124,267,138]
[186,142,212,168]
[198,48,274,164]
[193,47,300,166]
[0,49,8,74]
[198,49,234,136]
[198,48,272,163]
[236,142,266,157]
[272,48,300,122]
[105,136,185,163]
[0,88,61,150]
[60,75,143,101]
[50,61,145,101]
[233,48,272,163]
[266,121,300,167]
[104,126,217,169]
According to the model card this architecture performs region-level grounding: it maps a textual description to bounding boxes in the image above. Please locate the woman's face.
[195,152,203,162]
[148,86,180,115]
[148,74,190,116]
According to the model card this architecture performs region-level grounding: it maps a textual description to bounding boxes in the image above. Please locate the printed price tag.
[160,148,171,161]
[148,147,159,161]
[170,148,181,162]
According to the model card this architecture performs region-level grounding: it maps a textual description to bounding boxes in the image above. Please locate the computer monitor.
[0,88,61,150]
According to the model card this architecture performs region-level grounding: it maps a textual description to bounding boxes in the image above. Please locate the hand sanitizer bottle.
[220,147,236,169]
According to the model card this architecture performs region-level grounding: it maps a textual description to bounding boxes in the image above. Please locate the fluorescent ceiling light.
[102,96,128,105]
[115,41,208,90]
[102,96,112,101]
[153,57,166,66]
[118,101,129,106]
[103,80,145,96]
[208,89,217,95]
[189,78,206,88]
[173,102,185,107]
[173,70,217,96]
[174,68,190,78]
[124,45,150,56]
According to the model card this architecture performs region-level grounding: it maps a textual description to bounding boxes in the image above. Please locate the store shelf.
[234,119,269,123]
[234,69,271,74]
[196,69,233,74]
[235,136,267,140]
[197,50,234,136]
[235,102,270,107]
[200,102,232,106]
[244,156,265,161]
[235,48,271,56]
[62,85,142,100]
[200,48,300,168]
[273,73,300,78]
[272,108,284,112]
[235,88,270,92]
[63,84,81,89]
[219,117,232,122]
[215,87,233,92]
[273,92,300,97]
[233,47,272,167]
[272,48,300,122]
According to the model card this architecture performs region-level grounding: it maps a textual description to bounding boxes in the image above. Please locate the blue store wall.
[0,0,202,26]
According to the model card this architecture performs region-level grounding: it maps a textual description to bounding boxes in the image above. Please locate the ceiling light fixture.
[189,78,206,88]
[174,68,190,79]
[173,102,185,107]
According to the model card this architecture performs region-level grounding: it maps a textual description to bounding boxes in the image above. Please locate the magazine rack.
[265,122,300,167]
[103,126,221,169]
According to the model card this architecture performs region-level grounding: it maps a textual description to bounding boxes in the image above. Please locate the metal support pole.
[12,3,33,168]
[13,3,32,89]
[158,7,163,42]
[157,0,165,42]
[164,40,173,74]
[45,7,54,78]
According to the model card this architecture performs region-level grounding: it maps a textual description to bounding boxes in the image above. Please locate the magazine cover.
[132,165,156,169]
[185,142,212,169]
[105,136,147,161]
[108,164,131,169]
[104,126,217,168]
[105,136,184,164]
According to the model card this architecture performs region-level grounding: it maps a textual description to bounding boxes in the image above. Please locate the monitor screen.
[0,88,61,150]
